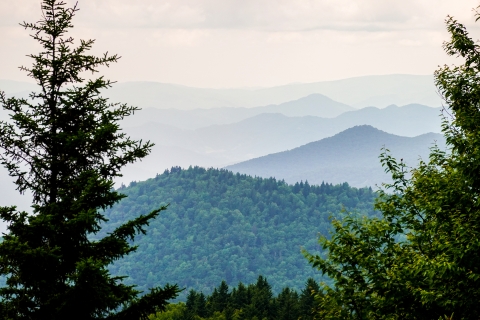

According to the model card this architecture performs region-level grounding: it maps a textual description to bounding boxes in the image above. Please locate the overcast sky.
[1,0,479,88]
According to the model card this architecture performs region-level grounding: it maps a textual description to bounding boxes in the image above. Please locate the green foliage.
[151,276,319,320]
[0,1,178,318]
[149,303,186,320]
[104,166,376,299]
[304,8,480,320]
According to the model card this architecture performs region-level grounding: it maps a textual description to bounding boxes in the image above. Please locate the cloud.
[0,0,478,88]
[3,0,476,32]
[73,0,477,32]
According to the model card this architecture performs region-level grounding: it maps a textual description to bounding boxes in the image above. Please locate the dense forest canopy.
[150,276,320,320]
[104,166,376,299]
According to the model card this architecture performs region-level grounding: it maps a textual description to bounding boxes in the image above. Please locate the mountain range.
[120,93,354,129]
[0,75,445,225]
[119,104,442,184]
[226,125,446,187]
[1,74,441,112]
[2,124,441,217]
[0,75,451,302]
[104,74,440,109]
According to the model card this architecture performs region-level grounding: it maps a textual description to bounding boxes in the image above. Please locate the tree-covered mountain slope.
[104,167,376,299]
[226,125,446,187]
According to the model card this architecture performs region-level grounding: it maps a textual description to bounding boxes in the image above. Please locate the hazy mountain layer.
[0,80,36,97]
[105,74,440,110]
[0,75,441,112]
[120,93,354,129]
[0,169,31,212]
[226,125,446,188]
[119,104,442,184]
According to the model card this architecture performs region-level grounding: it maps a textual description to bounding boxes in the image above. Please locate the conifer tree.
[249,276,274,319]
[209,281,231,319]
[230,282,249,311]
[298,278,319,320]
[184,290,199,320]
[0,1,179,319]
[276,287,300,320]
[195,292,208,319]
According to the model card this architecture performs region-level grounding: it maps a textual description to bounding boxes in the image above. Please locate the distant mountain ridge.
[0,74,440,111]
[256,93,354,117]
[119,104,442,184]
[0,77,444,214]
[105,74,440,110]
[226,125,446,188]
[120,93,355,129]
[0,80,36,96]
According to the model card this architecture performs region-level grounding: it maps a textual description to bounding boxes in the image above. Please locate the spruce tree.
[0,1,179,319]
[249,276,274,319]
[298,278,319,320]
[230,282,249,311]
[195,292,208,318]
[184,290,198,320]
[276,287,300,320]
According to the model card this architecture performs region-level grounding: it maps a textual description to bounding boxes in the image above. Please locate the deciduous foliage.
[304,8,480,320]
[0,1,178,319]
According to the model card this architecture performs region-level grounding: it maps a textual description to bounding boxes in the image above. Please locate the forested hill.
[105,167,376,299]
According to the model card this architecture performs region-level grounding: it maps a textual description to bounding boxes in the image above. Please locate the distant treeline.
[150,276,319,320]
[105,166,377,299]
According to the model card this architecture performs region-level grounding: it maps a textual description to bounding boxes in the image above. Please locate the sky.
[1,0,479,88]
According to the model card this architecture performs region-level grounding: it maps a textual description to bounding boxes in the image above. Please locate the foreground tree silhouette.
[305,7,480,320]
[0,1,179,319]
